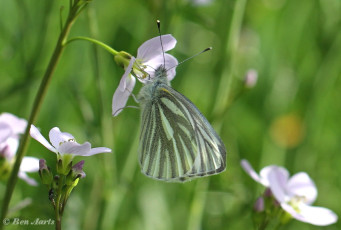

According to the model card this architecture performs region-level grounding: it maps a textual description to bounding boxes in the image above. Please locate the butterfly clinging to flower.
[112,24,226,182]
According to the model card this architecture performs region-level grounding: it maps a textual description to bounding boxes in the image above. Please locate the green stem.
[0,1,88,229]
[212,0,248,120]
[186,179,209,230]
[257,218,269,230]
[65,36,119,56]
[55,176,64,230]
[82,9,114,230]
[56,220,61,230]
[102,132,139,229]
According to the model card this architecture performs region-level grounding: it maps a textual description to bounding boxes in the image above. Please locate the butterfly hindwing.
[138,83,226,182]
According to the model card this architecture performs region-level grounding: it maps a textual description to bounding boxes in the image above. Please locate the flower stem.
[0,1,88,229]
[65,36,119,56]
[101,132,139,229]
[55,176,64,230]
[56,220,62,230]
[211,0,248,120]
[186,179,209,230]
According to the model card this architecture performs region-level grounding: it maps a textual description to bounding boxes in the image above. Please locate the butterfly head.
[155,65,168,79]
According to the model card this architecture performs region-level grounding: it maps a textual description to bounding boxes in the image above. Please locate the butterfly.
[137,63,226,182]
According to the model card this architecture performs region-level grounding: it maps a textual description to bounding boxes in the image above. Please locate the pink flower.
[0,113,39,186]
[241,159,338,226]
[30,125,112,158]
[0,113,27,159]
[244,69,258,88]
[112,35,178,116]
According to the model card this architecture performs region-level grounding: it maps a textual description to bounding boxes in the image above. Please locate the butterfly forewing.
[138,83,226,182]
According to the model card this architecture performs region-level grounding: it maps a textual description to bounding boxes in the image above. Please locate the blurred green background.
[1,0,340,229]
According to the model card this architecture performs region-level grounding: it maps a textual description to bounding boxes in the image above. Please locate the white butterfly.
[112,30,226,182]
[137,64,226,182]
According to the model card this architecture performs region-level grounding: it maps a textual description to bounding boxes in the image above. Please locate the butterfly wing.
[138,83,226,182]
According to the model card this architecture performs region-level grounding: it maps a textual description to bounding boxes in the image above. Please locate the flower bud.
[72,160,86,179]
[244,69,258,88]
[52,175,60,190]
[38,159,53,186]
[56,155,73,175]
[264,188,272,197]
[56,159,63,174]
[263,188,280,208]
[252,196,266,228]
[66,160,86,185]
[254,197,265,212]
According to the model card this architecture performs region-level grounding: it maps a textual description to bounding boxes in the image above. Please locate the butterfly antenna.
[157,20,166,68]
[167,47,212,71]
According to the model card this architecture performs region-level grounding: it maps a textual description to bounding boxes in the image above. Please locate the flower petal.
[267,166,290,203]
[0,113,27,134]
[112,64,136,116]
[0,123,12,143]
[30,125,57,153]
[83,147,112,156]
[260,165,289,187]
[137,34,177,62]
[112,84,135,116]
[281,202,338,226]
[18,171,38,186]
[58,141,91,156]
[20,156,40,172]
[164,53,178,81]
[287,172,317,205]
[240,159,265,185]
[118,57,135,91]
[49,127,75,150]
[0,137,19,160]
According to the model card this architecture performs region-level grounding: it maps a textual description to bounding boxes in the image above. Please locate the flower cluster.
[30,125,111,174]
[112,34,178,116]
[30,125,111,180]
[30,125,111,218]
[0,113,39,186]
[241,159,338,226]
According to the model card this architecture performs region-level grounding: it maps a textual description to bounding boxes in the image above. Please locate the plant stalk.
[0,2,88,229]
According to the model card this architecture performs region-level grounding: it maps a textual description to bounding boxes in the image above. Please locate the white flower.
[135,34,178,81]
[112,34,178,116]
[19,157,40,186]
[0,113,27,159]
[30,125,112,158]
[0,113,39,186]
[241,159,338,226]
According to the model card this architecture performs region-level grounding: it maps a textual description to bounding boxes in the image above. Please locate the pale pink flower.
[112,35,178,116]
[0,113,39,186]
[241,159,338,226]
[30,125,111,158]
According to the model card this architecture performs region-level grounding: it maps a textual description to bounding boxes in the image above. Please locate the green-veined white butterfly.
[137,51,226,182]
